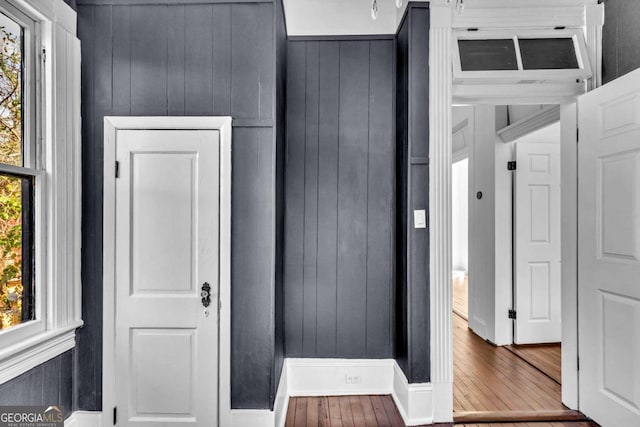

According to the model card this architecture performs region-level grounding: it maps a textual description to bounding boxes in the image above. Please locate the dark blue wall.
[395,3,430,383]
[0,351,73,417]
[602,0,640,83]
[76,0,285,410]
[273,0,287,406]
[284,37,396,359]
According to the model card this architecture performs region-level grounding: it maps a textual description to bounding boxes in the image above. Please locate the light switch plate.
[414,209,426,229]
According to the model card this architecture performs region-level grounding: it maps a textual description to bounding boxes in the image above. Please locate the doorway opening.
[450,105,581,424]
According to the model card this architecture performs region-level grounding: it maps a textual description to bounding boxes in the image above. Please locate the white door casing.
[103,117,233,427]
[514,142,562,344]
[578,68,640,427]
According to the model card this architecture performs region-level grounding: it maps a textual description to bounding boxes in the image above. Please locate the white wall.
[452,159,468,272]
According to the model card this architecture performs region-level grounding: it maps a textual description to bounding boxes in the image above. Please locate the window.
[453,28,592,83]
[0,0,42,347]
[458,39,518,71]
[0,0,82,383]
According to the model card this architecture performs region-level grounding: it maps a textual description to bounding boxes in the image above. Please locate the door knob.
[201,282,211,308]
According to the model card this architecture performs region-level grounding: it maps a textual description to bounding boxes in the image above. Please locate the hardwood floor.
[452,274,468,319]
[454,312,564,413]
[285,282,593,427]
[285,395,404,426]
[285,395,600,427]
[505,343,562,384]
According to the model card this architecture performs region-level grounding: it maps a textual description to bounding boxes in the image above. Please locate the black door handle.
[201,282,211,308]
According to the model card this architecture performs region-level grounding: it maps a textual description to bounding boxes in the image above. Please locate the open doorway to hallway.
[450,105,580,424]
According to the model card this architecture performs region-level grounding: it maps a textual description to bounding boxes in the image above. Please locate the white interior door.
[114,129,219,426]
[578,68,640,427]
[514,142,561,344]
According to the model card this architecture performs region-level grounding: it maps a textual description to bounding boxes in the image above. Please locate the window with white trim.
[453,28,592,83]
[0,0,82,384]
[0,0,42,346]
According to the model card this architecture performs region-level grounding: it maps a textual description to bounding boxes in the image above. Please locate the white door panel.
[578,68,640,427]
[514,142,561,344]
[115,129,219,426]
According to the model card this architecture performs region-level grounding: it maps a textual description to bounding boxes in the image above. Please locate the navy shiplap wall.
[602,0,640,83]
[284,38,395,359]
[273,0,287,405]
[395,3,430,383]
[76,0,284,410]
[0,351,73,416]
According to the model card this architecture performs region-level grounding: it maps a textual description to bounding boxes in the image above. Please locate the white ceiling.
[281,0,597,36]
[282,0,423,36]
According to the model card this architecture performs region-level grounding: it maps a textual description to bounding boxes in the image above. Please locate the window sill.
[0,320,83,384]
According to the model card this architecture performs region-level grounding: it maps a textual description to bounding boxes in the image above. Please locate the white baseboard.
[64,411,102,427]
[273,359,289,427]
[391,363,434,426]
[73,359,447,427]
[230,409,274,427]
[286,358,394,397]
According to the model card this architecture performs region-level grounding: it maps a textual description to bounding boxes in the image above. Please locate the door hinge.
[113,407,117,425]
[508,309,517,319]
[42,47,46,64]
[576,128,579,142]
[507,161,517,171]
[577,356,580,371]
[115,161,120,178]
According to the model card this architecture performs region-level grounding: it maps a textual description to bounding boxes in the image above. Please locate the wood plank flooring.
[453,312,564,413]
[286,395,404,426]
[286,396,600,426]
[452,274,468,320]
[505,343,562,384]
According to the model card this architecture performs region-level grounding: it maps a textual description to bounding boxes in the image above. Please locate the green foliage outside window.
[0,22,24,330]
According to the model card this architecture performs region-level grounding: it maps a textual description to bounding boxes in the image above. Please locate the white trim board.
[429,1,599,420]
[76,358,437,427]
[101,116,233,427]
[64,412,102,427]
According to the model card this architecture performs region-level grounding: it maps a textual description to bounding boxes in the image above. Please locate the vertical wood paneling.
[302,41,320,357]
[366,40,394,356]
[616,0,640,78]
[167,5,185,115]
[89,4,112,408]
[0,352,73,417]
[396,4,431,384]
[230,127,275,408]
[258,2,275,120]
[285,39,394,360]
[602,0,618,84]
[395,20,409,376]
[284,41,306,357]
[212,4,232,115]
[185,4,213,115]
[112,6,131,115]
[273,0,287,402]
[231,4,273,120]
[130,5,167,115]
[315,41,340,357]
[77,4,97,410]
[336,41,370,358]
[77,2,280,411]
[408,6,431,383]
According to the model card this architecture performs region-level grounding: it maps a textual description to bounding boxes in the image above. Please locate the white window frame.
[453,28,592,83]
[0,0,82,384]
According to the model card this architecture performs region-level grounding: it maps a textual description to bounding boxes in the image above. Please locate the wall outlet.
[345,373,362,384]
